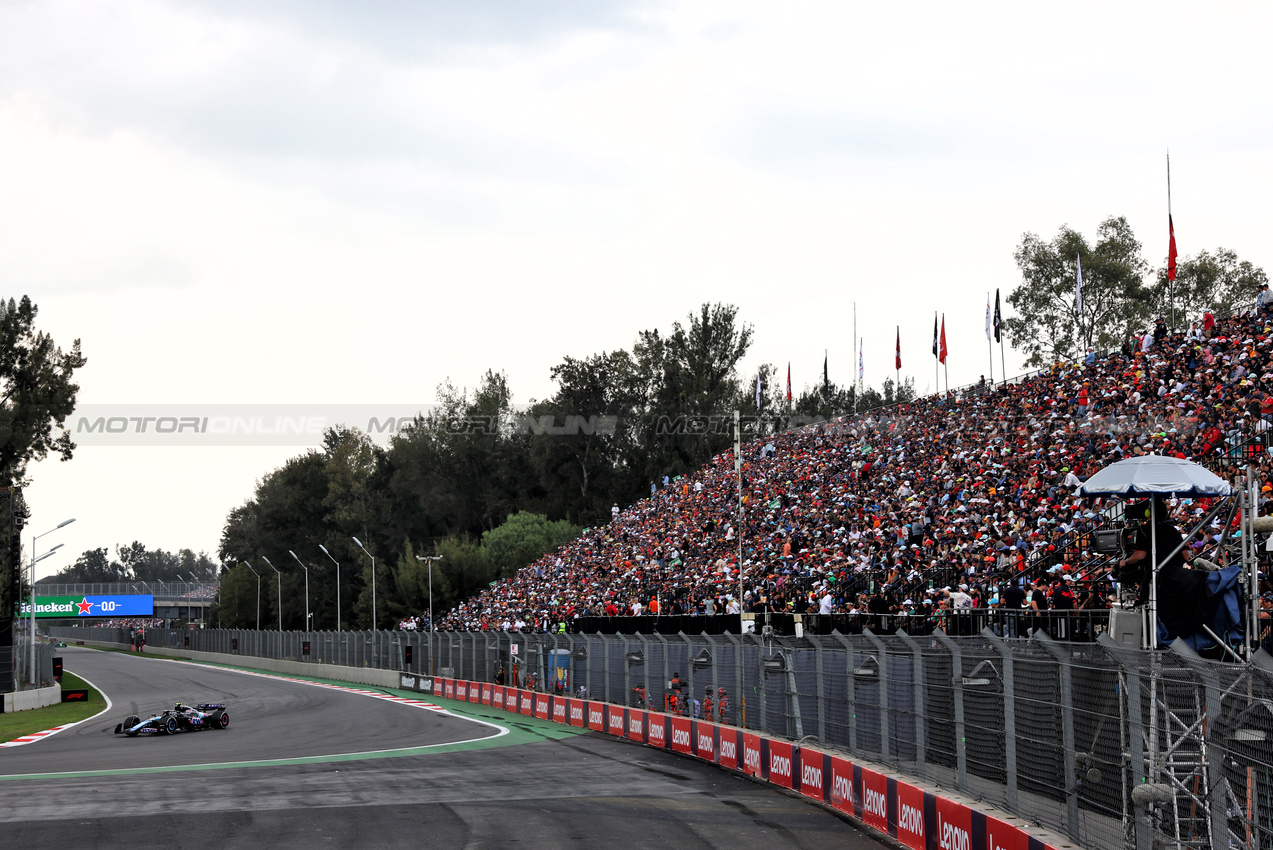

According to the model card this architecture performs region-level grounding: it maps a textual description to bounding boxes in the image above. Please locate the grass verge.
[0,672,106,743]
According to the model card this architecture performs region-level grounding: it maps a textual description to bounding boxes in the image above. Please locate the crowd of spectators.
[440,306,1273,633]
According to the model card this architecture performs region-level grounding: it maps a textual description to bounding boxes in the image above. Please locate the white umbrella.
[1080,454,1232,498]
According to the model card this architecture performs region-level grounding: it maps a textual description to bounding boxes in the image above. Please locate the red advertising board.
[469,684,481,704]
[859,767,889,833]
[767,739,794,789]
[569,698,586,728]
[828,755,855,816]
[694,723,716,763]
[669,716,693,754]
[717,727,739,770]
[934,796,973,850]
[455,681,467,701]
[741,733,764,778]
[799,747,826,802]
[442,679,454,700]
[519,690,533,715]
[985,815,1027,850]
[492,686,505,709]
[535,694,550,719]
[895,781,926,850]
[481,684,492,705]
[587,702,606,731]
[626,709,645,742]
[505,688,521,713]
[646,712,667,748]
[607,705,625,737]
[552,698,568,724]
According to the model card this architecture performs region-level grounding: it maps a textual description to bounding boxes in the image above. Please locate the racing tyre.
[123,715,140,737]
[165,715,180,735]
[216,712,229,729]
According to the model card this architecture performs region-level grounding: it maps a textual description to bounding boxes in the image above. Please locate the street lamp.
[261,556,282,631]
[317,545,340,630]
[243,561,261,631]
[288,550,309,632]
[30,518,74,686]
[416,554,442,676]
[351,537,376,630]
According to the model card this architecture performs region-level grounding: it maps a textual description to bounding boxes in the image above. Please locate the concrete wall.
[72,637,403,690]
[3,684,62,713]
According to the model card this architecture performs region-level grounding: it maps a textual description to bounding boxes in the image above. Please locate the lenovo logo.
[801,763,822,790]
[770,754,791,778]
[672,728,691,747]
[609,714,623,731]
[697,732,713,754]
[864,788,887,819]
[553,704,566,719]
[832,773,852,801]
[629,717,642,734]
[649,724,665,743]
[589,710,603,725]
[744,748,761,772]
[899,802,923,836]
[720,738,736,760]
[570,705,584,721]
[938,816,970,850]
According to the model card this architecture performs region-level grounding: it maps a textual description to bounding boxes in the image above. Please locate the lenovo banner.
[552,698,567,724]
[828,756,855,816]
[587,702,605,731]
[606,705,625,737]
[895,779,926,850]
[492,687,505,709]
[767,739,795,789]
[569,698,586,728]
[694,722,716,764]
[481,684,492,705]
[646,713,667,748]
[717,728,739,770]
[741,733,764,778]
[799,748,827,803]
[626,709,644,742]
[535,694,550,719]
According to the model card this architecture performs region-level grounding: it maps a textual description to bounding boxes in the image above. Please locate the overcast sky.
[5,1,1272,577]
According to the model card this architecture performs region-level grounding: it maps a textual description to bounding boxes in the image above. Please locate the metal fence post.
[814,639,826,743]
[832,632,857,752]
[895,630,926,774]
[981,627,1017,811]
[864,629,890,763]
[723,631,743,728]
[602,631,611,703]
[931,629,969,792]
[1033,630,1078,838]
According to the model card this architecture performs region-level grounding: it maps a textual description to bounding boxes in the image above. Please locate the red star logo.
[76,597,93,615]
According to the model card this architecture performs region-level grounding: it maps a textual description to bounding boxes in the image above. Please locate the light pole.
[261,556,282,631]
[243,561,261,631]
[30,518,75,686]
[416,554,442,676]
[352,537,376,630]
[318,544,340,630]
[288,550,309,632]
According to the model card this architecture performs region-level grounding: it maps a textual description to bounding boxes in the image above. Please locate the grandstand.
[443,308,1273,637]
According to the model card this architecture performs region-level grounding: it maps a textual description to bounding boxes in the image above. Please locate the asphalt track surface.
[0,647,887,849]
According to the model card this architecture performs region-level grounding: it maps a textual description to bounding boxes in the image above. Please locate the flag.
[985,293,992,341]
[931,313,938,358]
[939,315,948,365]
[1167,214,1178,282]
[822,352,829,394]
[993,288,1002,343]
[895,327,902,371]
[755,372,763,411]
[786,362,792,402]
[1075,254,1084,315]
[858,338,864,381]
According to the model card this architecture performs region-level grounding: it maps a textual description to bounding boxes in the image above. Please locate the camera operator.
[1117,499,1210,640]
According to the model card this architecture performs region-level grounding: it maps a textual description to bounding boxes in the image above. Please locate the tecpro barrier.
[416,675,1062,850]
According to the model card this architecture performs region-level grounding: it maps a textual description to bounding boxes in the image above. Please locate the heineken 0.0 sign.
[18,595,155,618]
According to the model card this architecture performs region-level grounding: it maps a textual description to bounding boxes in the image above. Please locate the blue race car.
[114,702,230,736]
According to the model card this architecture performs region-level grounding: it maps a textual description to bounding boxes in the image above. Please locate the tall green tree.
[0,296,85,613]
[1005,216,1151,367]
[1150,248,1269,326]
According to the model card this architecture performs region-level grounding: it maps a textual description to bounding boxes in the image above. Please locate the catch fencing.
[53,623,1273,850]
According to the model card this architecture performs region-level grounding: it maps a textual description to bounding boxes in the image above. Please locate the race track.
[0,647,886,849]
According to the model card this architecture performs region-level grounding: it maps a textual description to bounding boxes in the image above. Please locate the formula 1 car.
[114,702,230,736]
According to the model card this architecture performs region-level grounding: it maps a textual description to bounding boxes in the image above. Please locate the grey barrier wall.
[51,625,1273,850]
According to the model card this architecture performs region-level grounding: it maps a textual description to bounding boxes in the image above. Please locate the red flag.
[895,327,901,370]
[938,315,948,365]
[786,362,792,402]
[1167,214,1178,283]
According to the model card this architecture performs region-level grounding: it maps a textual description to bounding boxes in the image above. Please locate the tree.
[1005,216,1151,367]
[1150,248,1268,326]
[42,548,127,584]
[481,511,580,580]
[0,296,85,613]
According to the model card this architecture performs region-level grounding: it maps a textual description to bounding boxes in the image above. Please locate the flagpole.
[1167,151,1174,330]
[933,311,938,401]
[895,325,900,400]
[987,292,994,385]
[852,304,857,416]
[943,313,949,396]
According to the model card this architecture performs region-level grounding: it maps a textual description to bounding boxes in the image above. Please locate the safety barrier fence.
[52,624,1273,849]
